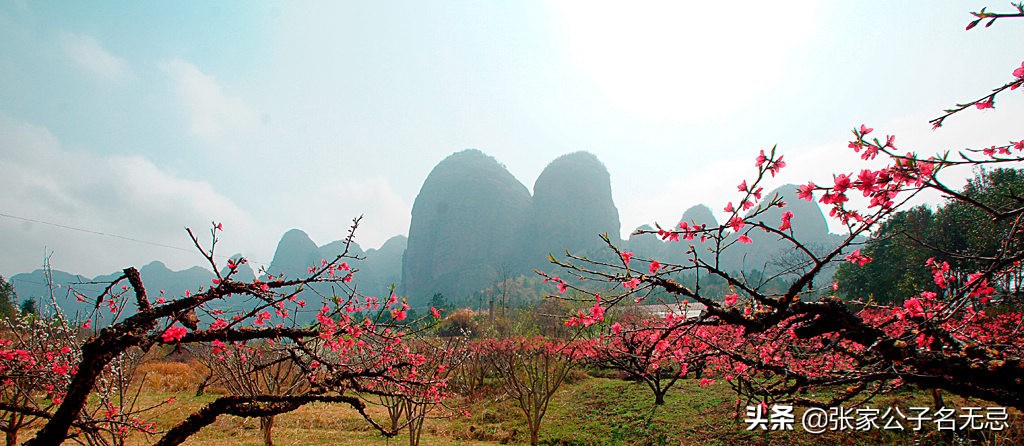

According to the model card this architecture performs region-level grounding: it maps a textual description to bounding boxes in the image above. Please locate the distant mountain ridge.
[623,185,848,279]
[10,233,407,325]
[9,149,846,316]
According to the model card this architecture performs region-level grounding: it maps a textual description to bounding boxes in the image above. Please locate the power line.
[1,211,193,252]
[0,211,271,268]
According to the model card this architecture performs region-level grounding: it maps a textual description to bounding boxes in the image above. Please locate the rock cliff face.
[401,150,625,304]
[265,229,405,298]
[527,152,621,263]
[680,204,719,230]
[359,235,406,296]
[267,229,323,280]
[671,204,720,265]
[220,254,256,283]
[627,224,664,261]
[402,149,532,303]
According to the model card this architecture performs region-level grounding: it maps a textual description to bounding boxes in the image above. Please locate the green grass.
[441,377,1020,445]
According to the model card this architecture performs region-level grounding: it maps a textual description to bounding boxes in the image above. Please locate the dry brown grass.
[135,359,215,394]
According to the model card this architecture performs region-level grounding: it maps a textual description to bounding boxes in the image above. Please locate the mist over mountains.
[10,149,844,319]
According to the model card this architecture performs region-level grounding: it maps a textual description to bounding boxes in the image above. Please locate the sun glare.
[550,1,820,121]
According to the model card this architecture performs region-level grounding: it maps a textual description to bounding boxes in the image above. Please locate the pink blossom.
[729,216,745,232]
[648,260,661,274]
[737,235,752,244]
[916,333,933,350]
[620,251,634,265]
[797,183,815,201]
[860,124,873,135]
[779,211,794,231]
[903,298,925,318]
[209,318,228,330]
[833,173,852,193]
[857,169,878,195]
[622,278,641,290]
[589,302,605,325]
[768,157,785,176]
[1014,61,1024,79]
[845,249,872,266]
[976,100,994,109]
[658,229,680,242]
[391,303,410,321]
[724,293,739,306]
[161,325,188,343]
[967,272,995,298]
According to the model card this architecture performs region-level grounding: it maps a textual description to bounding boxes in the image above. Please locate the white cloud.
[160,59,260,142]
[0,115,263,277]
[312,176,412,249]
[58,32,130,80]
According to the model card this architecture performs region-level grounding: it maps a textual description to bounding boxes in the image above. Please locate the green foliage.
[835,206,937,304]
[429,292,448,311]
[0,276,17,319]
[934,168,1024,275]
[19,296,38,317]
[836,168,1024,303]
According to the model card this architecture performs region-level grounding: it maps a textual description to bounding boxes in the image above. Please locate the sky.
[1,1,1022,278]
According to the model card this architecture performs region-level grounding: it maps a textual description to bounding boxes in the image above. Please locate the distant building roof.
[631,301,707,320]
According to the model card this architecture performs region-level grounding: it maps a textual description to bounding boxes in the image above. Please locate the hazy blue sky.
[2,1,1022,277]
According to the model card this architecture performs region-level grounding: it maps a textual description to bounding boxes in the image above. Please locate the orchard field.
[13,349,1020,446]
